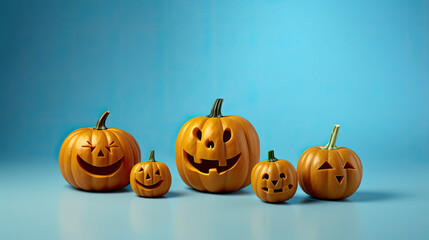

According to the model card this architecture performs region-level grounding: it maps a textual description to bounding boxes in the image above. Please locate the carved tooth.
[209,168,218,175]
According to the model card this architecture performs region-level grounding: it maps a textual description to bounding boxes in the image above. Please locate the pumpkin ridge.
[309,149,325,197]
[299,148,316,195]
[220,117,249,190]
[72,131,94,190]
[182,117,209,190]
[337,148,362,198]
[333,149,348,198]
[60,131,81,187]
[227,115,260,189]
[110,128,141,165]
[109,130,134,189]
[175,118,194,181]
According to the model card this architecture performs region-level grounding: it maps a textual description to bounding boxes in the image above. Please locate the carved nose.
[336,175,344,184]
[98,150,104,157]
[206,140,215,149]
[271,180,278,186]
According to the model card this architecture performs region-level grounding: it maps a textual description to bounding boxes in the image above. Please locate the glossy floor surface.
[1,159,427,240]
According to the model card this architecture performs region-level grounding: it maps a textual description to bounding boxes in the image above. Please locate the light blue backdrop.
[1,0,427,167]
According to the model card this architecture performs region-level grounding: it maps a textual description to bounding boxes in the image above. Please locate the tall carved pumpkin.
[175,98,260,192]
[59,111,141,191]
[297,125,363,199]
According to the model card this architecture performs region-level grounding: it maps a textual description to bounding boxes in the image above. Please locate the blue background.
[0,0,428,239]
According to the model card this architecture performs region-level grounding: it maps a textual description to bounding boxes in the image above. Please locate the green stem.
[147,150,156,162]
[93,111,110,130]
[323,125,340,150]
[207,98,224,118]
[267,150,278,162]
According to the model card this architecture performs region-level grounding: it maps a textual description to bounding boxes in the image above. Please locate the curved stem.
[323,125,340,150]
[147,150,156,162]
[207,98,224,118]
[93,111,110,130]
[267,150,278,162]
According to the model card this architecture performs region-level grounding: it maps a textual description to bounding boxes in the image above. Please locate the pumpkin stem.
[148,150,156,162]
[207,98,224,118]
[267,150,278,162]
[323,125,340,150]
[93,111,110,130]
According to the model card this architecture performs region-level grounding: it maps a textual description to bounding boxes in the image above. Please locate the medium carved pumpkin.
[297,125,363,200]
[175,98,260,192]
[130,150,172,197]
[59,111,141,191]
[251,150,297,203]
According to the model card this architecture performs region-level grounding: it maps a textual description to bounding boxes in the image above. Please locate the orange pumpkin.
[251,150,297,203]
[297,125,363,200]
[130,150,171,197]
[175,98,260,192]
[59,111,141,191]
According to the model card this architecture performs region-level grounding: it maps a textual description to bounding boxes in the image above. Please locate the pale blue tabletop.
[1,158,427,240]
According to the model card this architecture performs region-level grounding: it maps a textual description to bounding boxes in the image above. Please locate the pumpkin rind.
[130,150,172,197]
[297,125,363,200]
[59,111,141,191]
[251,150,298,203]
[175,99,260,192]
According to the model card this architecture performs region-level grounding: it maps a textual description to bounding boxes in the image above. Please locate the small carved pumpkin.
[59,111,141,191]
[251,150,297,203]
[130,150,172,197]
[175,98,260,192]
[297,125,363,200]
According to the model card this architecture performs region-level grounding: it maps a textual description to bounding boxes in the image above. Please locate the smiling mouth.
[136,179,164,190]
[262,184,294,193]
[77,155,123,176]
[184,151,241,174]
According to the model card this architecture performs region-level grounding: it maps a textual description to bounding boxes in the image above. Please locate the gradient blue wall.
[1,0,428,169]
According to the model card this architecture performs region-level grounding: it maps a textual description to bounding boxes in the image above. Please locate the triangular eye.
[155,170,160,175]
[318,161,333,170]
[344,162,355,169]
[138,167,143,172]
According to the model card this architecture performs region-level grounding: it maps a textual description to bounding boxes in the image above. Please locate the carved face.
[76,135,125,177]
[59,111,141,191]
[175,99,260,193]
[251,152,297,203]
[297,147,363,199]
[130,159,171,197]
[176,116,259,192]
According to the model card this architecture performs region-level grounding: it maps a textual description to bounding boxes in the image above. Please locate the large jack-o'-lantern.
[175,98,260,192]
[59,111,141,191]
[297,125,363,200]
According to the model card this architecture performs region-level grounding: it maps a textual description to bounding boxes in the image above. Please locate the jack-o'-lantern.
[175,98,260,192]
[130,150,171,197]
[59,111,141,191]
[297,125,363,200]
[251,150,297,203]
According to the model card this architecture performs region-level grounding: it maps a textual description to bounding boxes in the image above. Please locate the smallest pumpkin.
[251,150,297,203]
[130,150,172,197]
